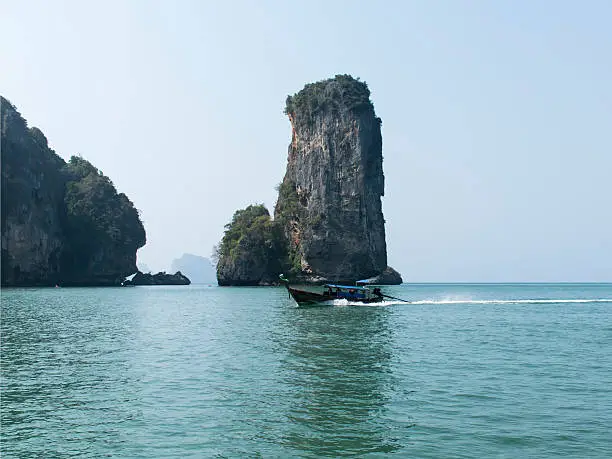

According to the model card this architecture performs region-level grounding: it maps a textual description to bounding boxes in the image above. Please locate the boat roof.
[325,284,370,290]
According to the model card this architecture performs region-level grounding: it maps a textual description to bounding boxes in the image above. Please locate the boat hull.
[286,286,383,306]
[286,287,330,305]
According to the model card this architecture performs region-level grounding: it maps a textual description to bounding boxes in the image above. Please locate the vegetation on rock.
[274,180,306,277]
[274,180,302,223]
[284,74,375,123]
[219,205,273,258]
[216,205,290,285]
[63,156,145,247]
[61,156,146,277]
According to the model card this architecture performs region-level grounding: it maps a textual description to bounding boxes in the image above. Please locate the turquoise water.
[2,284,611,458]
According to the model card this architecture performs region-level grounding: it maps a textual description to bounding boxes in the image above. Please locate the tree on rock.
[216,204,287,286]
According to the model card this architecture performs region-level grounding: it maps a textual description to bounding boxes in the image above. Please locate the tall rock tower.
[275,75,388,283]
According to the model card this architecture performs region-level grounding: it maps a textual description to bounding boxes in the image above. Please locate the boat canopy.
[324,284,370,290]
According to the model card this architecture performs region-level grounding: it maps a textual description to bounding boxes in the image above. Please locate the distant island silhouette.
[171,253,216,284]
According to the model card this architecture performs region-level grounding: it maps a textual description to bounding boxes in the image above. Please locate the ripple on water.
[1,285,612,457]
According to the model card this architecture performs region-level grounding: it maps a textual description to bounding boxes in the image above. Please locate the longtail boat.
[279,274,387,306]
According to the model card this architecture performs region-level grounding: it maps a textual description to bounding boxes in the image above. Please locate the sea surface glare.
[2,283,611,458]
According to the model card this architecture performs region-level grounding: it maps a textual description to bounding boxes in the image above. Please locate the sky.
[2,0,610,281]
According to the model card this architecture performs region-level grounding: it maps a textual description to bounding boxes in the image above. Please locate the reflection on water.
[279,305,401,456]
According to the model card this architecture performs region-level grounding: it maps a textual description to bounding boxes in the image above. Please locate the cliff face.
[1,99,67,285]
[1,96,146,286]
[275,75,387,283]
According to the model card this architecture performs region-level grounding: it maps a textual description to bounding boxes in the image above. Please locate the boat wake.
[328,299,400,307]
[408,298,612,305]
[327,298,612,307]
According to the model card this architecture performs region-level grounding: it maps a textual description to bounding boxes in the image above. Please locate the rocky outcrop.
[357,267,403,285]
[1,96,146,286]
[59,156,146,286]
[276,75,389,284]
[216,205,286,286]
[123,271,190,286]
[216,75,402,286]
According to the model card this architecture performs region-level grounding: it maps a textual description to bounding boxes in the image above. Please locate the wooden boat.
[279,274,385,306]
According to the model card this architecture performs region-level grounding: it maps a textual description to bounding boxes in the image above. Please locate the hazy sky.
[2,0,610,281]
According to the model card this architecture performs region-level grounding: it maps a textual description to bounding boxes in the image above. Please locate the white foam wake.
[408,298,612,305]
[328,298,612,306]
[329,299,399,307]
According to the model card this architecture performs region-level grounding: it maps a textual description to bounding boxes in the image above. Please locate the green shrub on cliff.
[274,180,302,223]
[284,74,373,119]
[62,156,145,271]
[219,204,271,257]
[218,204,288,260]
[274,180,311,276]
[216,204,291,283]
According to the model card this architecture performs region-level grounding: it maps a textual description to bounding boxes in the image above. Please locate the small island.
[216,75,402,286]
[123,271,191,286]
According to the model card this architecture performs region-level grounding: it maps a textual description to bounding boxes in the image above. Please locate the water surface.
[2,283,611,457]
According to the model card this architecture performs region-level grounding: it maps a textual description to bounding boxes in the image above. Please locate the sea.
[1,283,611,458]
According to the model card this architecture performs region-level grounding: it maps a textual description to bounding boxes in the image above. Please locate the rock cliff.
[1,96,146,286]
[216,75,401,285]
[1,99,66,285]
[275,75,388,283]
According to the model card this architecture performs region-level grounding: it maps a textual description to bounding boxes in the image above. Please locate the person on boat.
[373,287,383,298]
